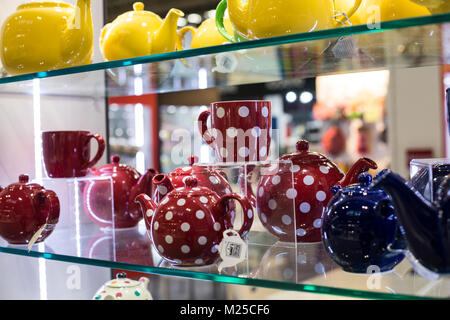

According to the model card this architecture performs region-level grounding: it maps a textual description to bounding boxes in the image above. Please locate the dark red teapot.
[136,176,253,267]
[83,155,157,229]
[0,175,60,245]
[248,140,377,243]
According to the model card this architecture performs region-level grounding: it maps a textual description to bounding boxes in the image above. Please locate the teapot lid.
[338,173,385,196]
[169,156,221,179]
[105,273,142,288]
[3,174,44,192]
[168,177,215,198]
[280,140,336,165]
[94,155,140,177]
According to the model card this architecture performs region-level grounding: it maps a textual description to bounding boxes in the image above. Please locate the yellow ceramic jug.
[0,0,93,75]
[409,0,450,14]
[216,0,363,42]
[178,18,234,49]
[100,2,184,61]
[335,0,430,25]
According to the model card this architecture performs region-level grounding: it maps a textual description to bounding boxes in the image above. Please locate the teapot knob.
[133,2,144,11]
[184,177,198,188]
[358,173,372,186]
[116,272,127,279]
[188,155,199,166]
[296,140,309,153]
[19,174,29,183]
[111,155,121,164]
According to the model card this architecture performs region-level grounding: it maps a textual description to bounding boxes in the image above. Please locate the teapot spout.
[338,157,377,187]
[135,194,158,230]
[153,8,184,54]
[152,174,174,203]
[63,0,93,64]
[370,170,449,273]
[129,169,158,204]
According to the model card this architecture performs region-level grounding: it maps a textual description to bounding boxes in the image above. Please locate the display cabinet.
[1,6,450,300]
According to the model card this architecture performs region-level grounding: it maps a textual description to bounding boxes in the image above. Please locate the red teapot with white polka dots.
[135,176,254,267]
[252,140,377,243]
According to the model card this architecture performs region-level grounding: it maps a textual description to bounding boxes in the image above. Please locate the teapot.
[0,0,93,75]
[83,155,157,229]
[370,170,450,274]
[93,272,152,300]
[335,0,430,26]
[215,0,363,42]
[322,173,405,273]
[0,175,60,245]
[152,155,235,220]
[178,18,234,49]
[246,140,377,243]
[135,176,253,267]
[410,0,450,14]
[99,2,184,61]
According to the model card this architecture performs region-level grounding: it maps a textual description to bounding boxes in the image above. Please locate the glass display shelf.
[0,221,447,300]
[0,13,449,97]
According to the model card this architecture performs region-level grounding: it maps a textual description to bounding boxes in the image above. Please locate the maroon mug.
[42,131,106,178]
[198,100,272,162]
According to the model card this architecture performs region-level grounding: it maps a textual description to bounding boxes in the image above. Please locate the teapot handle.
[177,26,197,51]
[216,0,236,42]
[34,190,60,227]
[216,193,254,239]
[333,0,363,26]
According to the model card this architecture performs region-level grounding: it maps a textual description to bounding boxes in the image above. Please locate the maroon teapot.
[152,155,236,217]
[83,155,157,229]
[0,175,60,245]
[249,140,377,243]
[136,176,253,267]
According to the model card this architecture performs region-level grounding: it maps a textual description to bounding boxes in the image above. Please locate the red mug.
[198,100,272,162]
[42,131,106,178]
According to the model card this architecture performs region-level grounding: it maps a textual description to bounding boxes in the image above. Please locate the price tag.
[27,224,46,252]
[217,229,247,272]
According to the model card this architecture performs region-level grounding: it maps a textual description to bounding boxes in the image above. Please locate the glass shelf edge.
[0,246,440,300]
[0,13,449,85]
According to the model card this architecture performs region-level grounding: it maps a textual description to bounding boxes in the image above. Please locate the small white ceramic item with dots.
[93,273,153,300]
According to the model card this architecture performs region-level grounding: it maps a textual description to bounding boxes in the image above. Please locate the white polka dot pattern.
[281,215,292,225]
[165,211,173,220]
[303,175,314,185]
[157,245,164,253]
[216,107,225,118]
[238,106,249,117]
[181,222,190,232]
[316,191,326,202]
[196,210,205,219]
[213,222,221,231]
[181,245,190,253]
[198,236,207,245]
[177,199,186,206]
[146,209,153,217]
[200,196,208,204]
[165,235,173,244]
[268,199,277,210]
[286,188,297,199]
[296,228,307,236]
[299,202,310,213]
[271,175,281,185]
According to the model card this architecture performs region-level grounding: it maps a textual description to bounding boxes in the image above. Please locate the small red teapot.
[249,140,377,243]
[136,176,253,267]
[83,155,157,229]
[152,155,236,218]
[0,175,60,245]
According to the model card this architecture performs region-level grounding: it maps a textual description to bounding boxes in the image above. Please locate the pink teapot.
[83,155,157,229]
[0,175,60,244]
[246,140,377,243]
[136,176,253,267]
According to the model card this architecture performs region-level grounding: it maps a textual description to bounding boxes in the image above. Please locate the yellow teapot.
[100,2,184,61]
[409,0,450,14]
[215,0,363,42]
[0,0,93,76]
[178,18,234,49]
[335,0,430,25]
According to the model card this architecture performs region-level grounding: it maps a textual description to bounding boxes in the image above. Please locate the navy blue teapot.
[370,169,450,274]
[322,172,405,273]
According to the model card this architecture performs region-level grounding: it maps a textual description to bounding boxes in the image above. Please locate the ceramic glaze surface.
[42,130,105,178]
[93,273,152,300]
[322,173,405,273]
[178,18,234,49]
[216,0,362,42]
[198,100,272,162]
[136,177,253,267]
[0,0,93,75]
[84,155,156,229]
[253,140,377,243]
[371,170,450,274]
[100,2,184,61]
[0,175,60,244]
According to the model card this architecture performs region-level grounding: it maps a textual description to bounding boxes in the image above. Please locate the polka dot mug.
[135,176,254,267]
[198,100,272,163]
[248,140,377,243]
